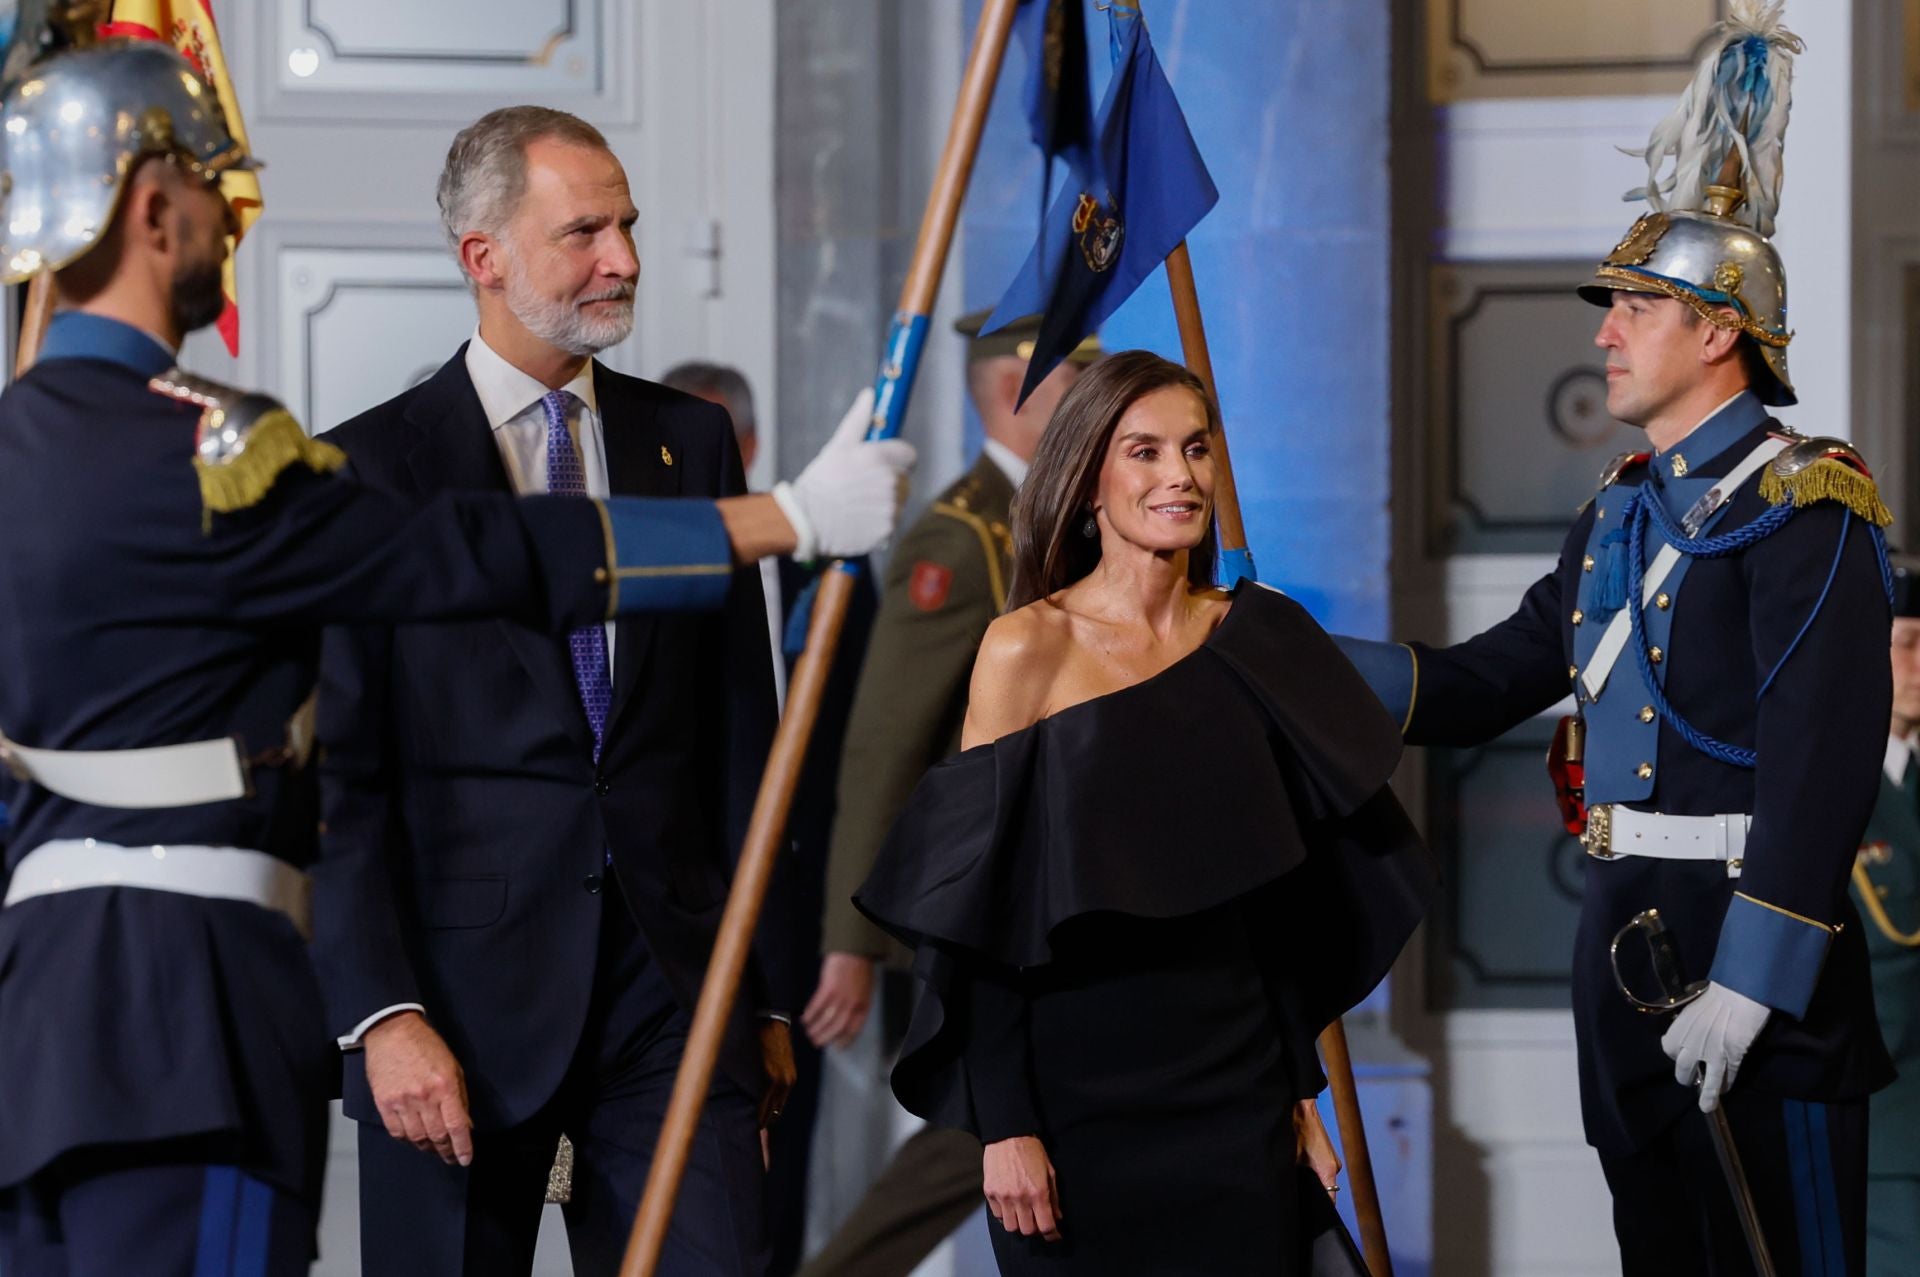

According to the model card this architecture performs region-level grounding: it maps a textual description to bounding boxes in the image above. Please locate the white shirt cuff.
[337,1002,426,1051]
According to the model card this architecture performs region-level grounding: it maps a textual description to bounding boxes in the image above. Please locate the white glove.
[771,388,915,561]
[1661,981,1771,1112]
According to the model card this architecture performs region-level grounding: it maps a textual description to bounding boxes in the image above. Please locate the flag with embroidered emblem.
[985,2,1216,406]
[102,0,259,356]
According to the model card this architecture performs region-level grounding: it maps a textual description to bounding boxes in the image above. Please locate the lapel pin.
[660,445,674,467]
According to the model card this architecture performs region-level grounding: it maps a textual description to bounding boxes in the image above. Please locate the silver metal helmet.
[0,38,260,284]
[1576,206,1794,407]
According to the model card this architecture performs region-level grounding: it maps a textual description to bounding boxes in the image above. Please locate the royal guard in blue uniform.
[0,32,913,1277]
[1341,6,1893,1273]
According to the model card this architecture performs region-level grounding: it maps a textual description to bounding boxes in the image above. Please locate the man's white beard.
[502,253,635,357]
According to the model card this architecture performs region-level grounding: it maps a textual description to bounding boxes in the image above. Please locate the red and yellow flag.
[101,0,261,356]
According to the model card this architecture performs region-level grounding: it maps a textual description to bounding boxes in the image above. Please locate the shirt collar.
[1650,390,1767,483]
[36,311,176,377]
[464,327,598,429]
[981,437,1029,488]
[1885,733,1917,786]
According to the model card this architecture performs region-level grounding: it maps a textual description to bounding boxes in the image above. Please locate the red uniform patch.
[909,561,953,612]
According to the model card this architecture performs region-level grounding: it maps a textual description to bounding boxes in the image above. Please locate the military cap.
[1891,555,1920,619]
[953,309,1101,366]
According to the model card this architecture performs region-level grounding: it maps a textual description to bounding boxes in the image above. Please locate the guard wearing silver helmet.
[0,29,911,1276]
[1338,4,1893,1272]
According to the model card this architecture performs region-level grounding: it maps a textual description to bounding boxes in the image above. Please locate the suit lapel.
[406,347,599,758]
[600,366,681,739]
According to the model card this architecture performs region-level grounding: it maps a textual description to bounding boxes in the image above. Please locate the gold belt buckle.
[1583,804,1615,859]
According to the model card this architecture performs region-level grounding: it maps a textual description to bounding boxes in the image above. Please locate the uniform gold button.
[594,567,609,584]
[1637,762,1653,780]
[1568,664,1580,679]
[1639,706,1655,723]
[1649,646,1664,664]
[1655,593,1671,610]
[1583,555,1596,572]
[1572,609,1585,625]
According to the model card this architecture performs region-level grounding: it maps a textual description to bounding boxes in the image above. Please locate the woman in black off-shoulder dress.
[855,352,1435,1276]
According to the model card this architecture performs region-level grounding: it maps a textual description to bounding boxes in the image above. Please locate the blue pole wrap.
[1217,545,1258,588]
[867,312,931,442]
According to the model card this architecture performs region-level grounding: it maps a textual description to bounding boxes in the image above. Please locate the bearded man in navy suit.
[312,106,826,1277]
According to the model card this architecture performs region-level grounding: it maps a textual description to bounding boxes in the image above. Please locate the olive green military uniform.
[1854,754,1920,1277]
[799,454,1012,1277]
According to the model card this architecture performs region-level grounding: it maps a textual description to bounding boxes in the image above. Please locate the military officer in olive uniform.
[1339,12,1894,1273]
[793,312,1096,1277]
[1855,559,1920,1277]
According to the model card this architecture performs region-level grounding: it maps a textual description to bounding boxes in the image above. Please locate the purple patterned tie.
[542,389,612,760]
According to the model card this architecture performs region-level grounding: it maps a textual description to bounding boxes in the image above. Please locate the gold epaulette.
[1758,437,1893,527]
[150,369,346,528]
[929,498,1010,614]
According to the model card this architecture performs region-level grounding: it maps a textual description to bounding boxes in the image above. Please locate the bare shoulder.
[963,601,1070,748]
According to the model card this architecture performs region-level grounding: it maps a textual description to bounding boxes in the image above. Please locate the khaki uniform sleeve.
[821,509,1000,956]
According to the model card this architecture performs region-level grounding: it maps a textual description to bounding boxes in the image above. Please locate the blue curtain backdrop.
[959,0,1392,638]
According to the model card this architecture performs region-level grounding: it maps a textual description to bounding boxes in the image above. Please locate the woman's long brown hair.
[1006,350,1220,611]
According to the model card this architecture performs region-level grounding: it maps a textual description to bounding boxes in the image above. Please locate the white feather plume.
[1625,0,1803,237]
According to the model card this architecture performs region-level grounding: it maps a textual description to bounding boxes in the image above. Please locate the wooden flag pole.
[1165,240,1396,1277]
[617,3,1021,1272]
[14,274,56,377]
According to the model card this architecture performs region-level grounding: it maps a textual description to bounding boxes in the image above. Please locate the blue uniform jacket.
[1352,395,1894,1155]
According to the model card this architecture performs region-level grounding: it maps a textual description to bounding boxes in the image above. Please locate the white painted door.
[182,0,780,485]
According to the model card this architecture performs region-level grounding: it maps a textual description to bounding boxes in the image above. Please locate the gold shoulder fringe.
[193,410,348,528]
[1757,458,1893,528]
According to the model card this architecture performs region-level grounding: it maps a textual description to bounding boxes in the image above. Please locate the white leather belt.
[1582,806,1751,878]
[3,839,312,936]
[0,734,248,808]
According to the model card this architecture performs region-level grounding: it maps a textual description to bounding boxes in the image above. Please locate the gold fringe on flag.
[192,410,346,527]
[1758,458,1893,528]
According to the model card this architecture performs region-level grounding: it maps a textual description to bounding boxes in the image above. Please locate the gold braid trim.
[1757,458,1894,527]
[1590,265,1791,348]
[193,410,348,526]
[931,501,1009,614]
[1852,861,1920,947]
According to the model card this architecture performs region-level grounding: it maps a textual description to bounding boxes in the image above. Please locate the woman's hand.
[982,1135,1064,1241]
[1294,1098,1342,1195]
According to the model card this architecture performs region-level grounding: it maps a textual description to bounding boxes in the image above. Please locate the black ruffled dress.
[855,583,1436,1276]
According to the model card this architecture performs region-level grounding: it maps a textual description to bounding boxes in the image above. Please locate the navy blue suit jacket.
[311,351,781,1128]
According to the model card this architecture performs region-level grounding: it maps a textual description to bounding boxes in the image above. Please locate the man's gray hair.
[437,106,611,254]
[661,361,757,441]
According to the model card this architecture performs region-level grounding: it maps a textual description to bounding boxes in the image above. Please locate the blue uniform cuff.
[1333,636,1416,731]
[1708,892,1836,1020]
[595,497,734,616]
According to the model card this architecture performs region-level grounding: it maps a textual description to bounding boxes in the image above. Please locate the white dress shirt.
[1884,733,1917,786]
[982,436,1029,489]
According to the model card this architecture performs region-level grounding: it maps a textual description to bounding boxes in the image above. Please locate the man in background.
[794,313,1095,1277]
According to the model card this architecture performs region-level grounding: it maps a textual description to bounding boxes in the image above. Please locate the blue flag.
[1014,0,1094,183]
[986,6,1218,405]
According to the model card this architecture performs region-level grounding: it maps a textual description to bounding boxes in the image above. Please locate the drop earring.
[1081,513,1098,539]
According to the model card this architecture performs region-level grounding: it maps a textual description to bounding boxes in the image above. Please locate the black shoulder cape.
[854,583,1437,1132]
